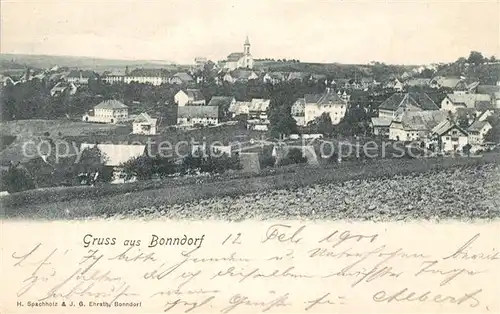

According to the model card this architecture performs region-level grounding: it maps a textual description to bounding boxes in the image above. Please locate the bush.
[1,164,35,193]
[288,148,307,164]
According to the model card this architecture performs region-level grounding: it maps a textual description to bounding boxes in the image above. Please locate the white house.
[66,70,98,84]
[223,70,259,83]
[249,98,270,120]
[467,120,492,145]
[440,94,492,114]
[170,72,194,85]
[291,98,306,126]
[50,82,77,96]
[82,100,128,124]
[177,106,219,126]
[174,89,206,107]
[79,143,147,184]
[132,113,158,135]
[303,89,348,125]
[224,36,254,70]
[430,119,469,152]
[123,76,167,86]
[229,101,251,117]
[389,110,447,142]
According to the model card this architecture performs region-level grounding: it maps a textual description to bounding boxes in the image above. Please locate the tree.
[121,155,155,180]
[484,115,500,143]
[490,55,497,63]
[467,51,485,65]
[1,163,35,193]
[312,112,334,135]
[268,83,299,138]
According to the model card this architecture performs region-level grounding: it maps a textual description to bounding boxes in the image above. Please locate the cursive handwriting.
[220,293,290,314]
[443,234,499,261]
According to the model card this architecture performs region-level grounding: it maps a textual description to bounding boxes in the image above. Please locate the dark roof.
[229,70,257,80]
[178,106,219,119]
[468,120,491,132]
[172,72,193,82]
[94,100,128,110]
[304,90,346,105]
[393,110,447,131]
[208,96,235,107]
[227,53,244,62]
[379,92,439,111]
[185,89,205,102]
[431,119,468,136]
[67,70,98,79]
[476,85,500,95]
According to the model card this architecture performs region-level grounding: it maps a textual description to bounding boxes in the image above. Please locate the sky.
[1,0,499,65]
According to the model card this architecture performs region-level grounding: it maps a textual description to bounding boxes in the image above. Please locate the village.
[1,36,500,194]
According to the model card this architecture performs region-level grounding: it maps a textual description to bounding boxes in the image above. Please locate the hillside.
[0,53,177,72]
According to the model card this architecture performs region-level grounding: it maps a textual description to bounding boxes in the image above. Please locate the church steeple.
[244,36,250,55]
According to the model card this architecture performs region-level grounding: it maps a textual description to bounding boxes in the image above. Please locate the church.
[224,36,254,70]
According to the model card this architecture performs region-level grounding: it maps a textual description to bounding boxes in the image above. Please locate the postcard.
[1,0,499,313]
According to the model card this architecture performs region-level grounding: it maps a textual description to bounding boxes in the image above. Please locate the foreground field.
[103,163,500,221]
[3,153,500,220]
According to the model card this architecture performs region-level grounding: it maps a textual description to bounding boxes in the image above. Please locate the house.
[229,101,251,117]
[404,78,431,88]
[50,82,77,96]
[177,106,219,126]
[82,100,128,124]
[132,113,158,135]
[170,72,194,84]
[310,74,327,83]
[430,119,469,152]
[66,70,98,84]
[476,85,500,108]
[123,76,166,85]
[263,72,286,84]
[378,92,439,120]
[389,110,447,142]
[429,76,466,90]
[224,36,254,70]
[288,72,310,81]
[385,79,403,91]
[79,143,147,184]
[440,94,493,114]
[249,98,270,120]
[304,88,348,125]
[208,96,236,117]
[370,117,392,137]
[223,70,258,83]
[477,109,494,122]
[174,89,206,107]
[467,120,492,145]
[291,98,306,126]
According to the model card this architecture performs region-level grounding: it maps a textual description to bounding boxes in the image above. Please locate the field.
[0,120,129,164]
[3,152,500,220]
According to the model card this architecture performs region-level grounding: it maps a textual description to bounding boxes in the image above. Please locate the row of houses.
[103,72,195,86]
[371,91,497,152]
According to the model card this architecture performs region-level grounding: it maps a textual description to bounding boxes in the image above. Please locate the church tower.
[244,36,250,55]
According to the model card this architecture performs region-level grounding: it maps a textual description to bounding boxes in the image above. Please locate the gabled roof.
[305,90,347,106]
[379,92,439,111]
[94,100,128,110]
[446,94,492,109]
[208,96,235,107]
[178,106,219,119]
[172,72,193,82]
[133,112,157,125]
[431,119,468,136]
[79,143,146,167]
[67,70,98,79]
[392,110,447,131]
[227,52,244,62]
[476,85,500,95]
[229,101,251,113]
[292,98,305,111]
[468,120,491,132]
[249,98,270,112]
[185,89,205,101]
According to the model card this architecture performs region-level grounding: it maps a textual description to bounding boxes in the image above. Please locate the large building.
[82,100,129,124]
[303,89,348,125]
[224,36,254,70]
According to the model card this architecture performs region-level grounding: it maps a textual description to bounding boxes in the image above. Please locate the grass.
[3,152,500,219]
